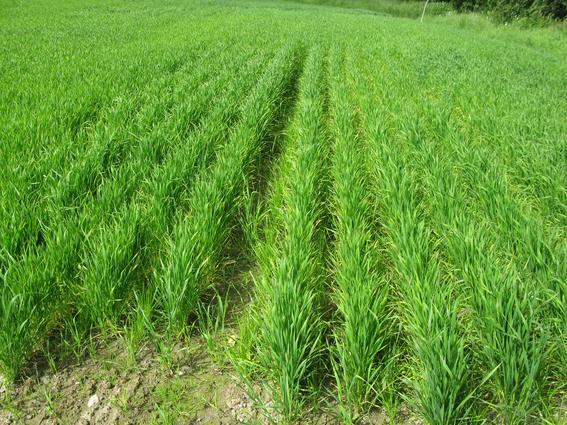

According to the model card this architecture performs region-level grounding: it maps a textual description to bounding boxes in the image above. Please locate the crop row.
[237,37,565,423]
[0,43,285,380]
[1,3,565,422]
[246,45,327,420]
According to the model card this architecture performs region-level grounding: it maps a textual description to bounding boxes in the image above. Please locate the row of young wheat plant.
[72,47,269,335]
[0,45,246,381]
[154,44,300,336]
[327,47,390,422]
[353,49,471,424]
[246,45,328,422]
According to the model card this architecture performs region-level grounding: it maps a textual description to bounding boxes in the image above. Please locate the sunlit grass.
[0,0,565,423]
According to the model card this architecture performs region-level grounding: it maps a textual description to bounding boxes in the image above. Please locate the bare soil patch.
[0,338,266,425]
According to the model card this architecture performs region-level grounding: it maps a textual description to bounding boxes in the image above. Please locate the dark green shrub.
[449,0,566,20]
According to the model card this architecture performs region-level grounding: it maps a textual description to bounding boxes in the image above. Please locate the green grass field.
[1,0,566,423]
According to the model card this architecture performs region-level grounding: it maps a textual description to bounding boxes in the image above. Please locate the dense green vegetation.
[289,0,567,21]
[451,0,566,21]
[283,0,452,18]
[1,0,566,423]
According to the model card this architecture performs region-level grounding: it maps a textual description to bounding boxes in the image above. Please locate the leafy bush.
[450,0,566,21]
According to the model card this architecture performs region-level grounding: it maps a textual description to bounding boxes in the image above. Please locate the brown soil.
[0,335,423,424]
[0,338,271,425]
